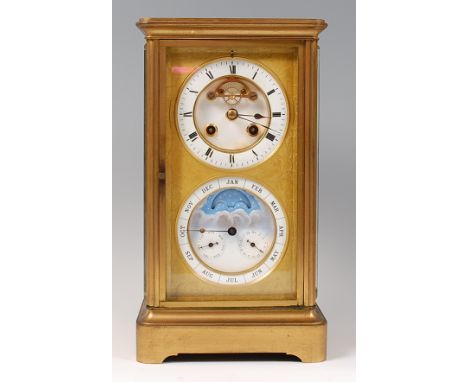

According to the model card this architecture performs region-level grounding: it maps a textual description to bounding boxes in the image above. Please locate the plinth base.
[136,301,327,363]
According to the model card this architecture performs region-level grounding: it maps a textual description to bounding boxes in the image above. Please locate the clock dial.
[177,177,288,285]
[176,57,289,169]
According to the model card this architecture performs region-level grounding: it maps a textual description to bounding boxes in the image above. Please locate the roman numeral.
[205,147,213,158]
[252,69,258,80]
[182,111,193,117]
[229,64,236,74]
[267,89,276,96]
[229,154,235,164]
[188,131,198,142]
[272,112,282,117]
[266,132,276,141]
[187,88,199,94]
[205,70,214,80]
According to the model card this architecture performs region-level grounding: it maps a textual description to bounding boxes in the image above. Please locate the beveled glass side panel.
[162,41,302,305]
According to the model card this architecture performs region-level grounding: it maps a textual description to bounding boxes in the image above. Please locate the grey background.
[113,0,355,364]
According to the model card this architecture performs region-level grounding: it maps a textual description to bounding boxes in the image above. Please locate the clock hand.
[236,115,272,130]
[187,226,238,236]
[186,229,228,233]
[238,113,271,120]
[237,115,268,128]
[247,240,264,254]
[198,242,219,249]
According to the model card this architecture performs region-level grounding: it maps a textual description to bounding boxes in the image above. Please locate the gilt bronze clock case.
[136,18,327,363]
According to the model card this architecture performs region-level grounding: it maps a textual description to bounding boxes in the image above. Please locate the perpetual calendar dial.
[177,177,288,285]
[176,57,289,169]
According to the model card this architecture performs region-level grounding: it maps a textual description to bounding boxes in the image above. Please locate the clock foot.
[136,301,327,363]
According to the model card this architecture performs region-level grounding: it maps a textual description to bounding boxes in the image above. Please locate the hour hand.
[238,113,271,120]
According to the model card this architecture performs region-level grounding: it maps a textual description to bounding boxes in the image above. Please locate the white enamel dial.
[177,177,288,285]
[176,57,289,169]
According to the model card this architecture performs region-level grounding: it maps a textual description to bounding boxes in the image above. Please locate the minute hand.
[237,115,276,131]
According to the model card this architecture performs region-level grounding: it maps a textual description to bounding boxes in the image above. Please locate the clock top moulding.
[137,18,327,40]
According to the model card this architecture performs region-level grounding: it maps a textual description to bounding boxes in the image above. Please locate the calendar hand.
[247,239,264,254]
[198,242,220,249]
[187,227,238,236]
[186,229,228,233]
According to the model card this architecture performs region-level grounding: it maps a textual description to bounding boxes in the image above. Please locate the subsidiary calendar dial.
[240,231,270,260]
[176,57,289,169]
[195,232,224,260]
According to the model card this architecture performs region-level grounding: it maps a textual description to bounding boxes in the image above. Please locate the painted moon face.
[177,177,288,285]
[176,57,289,169]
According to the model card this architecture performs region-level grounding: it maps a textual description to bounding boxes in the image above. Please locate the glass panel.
[163,41,301,305]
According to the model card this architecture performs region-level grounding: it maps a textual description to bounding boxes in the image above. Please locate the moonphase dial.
[176,57,289,169]
[177,177,288,285]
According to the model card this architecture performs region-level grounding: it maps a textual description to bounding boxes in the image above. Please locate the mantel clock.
[136,18,328,363]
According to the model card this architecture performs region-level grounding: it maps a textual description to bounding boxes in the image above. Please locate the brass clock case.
[136,18,328,364]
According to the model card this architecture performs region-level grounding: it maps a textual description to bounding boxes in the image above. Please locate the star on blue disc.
[201,189,261,215]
